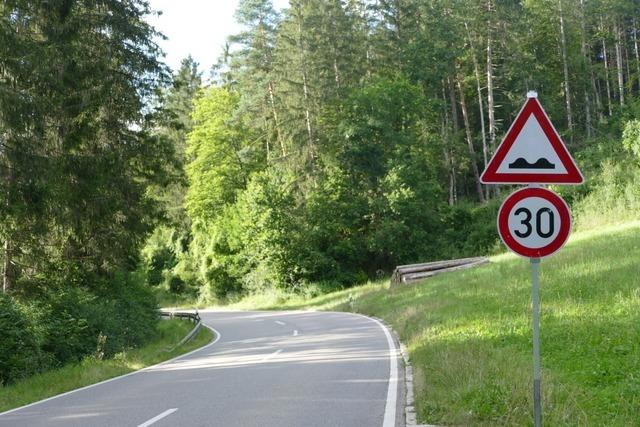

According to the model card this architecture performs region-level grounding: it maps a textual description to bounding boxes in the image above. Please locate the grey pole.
[531,257,542,427]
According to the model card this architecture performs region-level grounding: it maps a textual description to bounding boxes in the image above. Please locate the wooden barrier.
[391,256,489,286]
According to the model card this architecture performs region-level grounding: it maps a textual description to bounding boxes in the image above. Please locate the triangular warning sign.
[480,94,584,184]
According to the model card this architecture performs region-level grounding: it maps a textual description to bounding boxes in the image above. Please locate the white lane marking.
[375,318,399,427]
[137,408,178,427]
[339,313,399,427]
[293,330,299,336]
[259,349,283,363]
[0,324,221,418]
[275,320,286,326]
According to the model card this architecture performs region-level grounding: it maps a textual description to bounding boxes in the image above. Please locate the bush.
[200,266,243,301]
[0,295,46,385]
[3,271,159,383]
[168,275,185,294]
[37,287,97,365]
[90,272,158,357]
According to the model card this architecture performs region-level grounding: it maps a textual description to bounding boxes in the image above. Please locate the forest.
[148,0,640,302]
[3,0,640,384]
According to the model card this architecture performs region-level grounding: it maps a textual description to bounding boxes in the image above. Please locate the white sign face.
[496,115,568,175]
[507,196,561,248]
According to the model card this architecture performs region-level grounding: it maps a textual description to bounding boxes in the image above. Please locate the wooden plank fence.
[390,256,489,286]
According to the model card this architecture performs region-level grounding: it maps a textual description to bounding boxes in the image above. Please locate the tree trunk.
[441,84,456,206]
[602,19,613,116]
[633,19,640,91]
[443,146,456,206]
[2,163,14,293]
[447,77,459,204]
[579,0,592,138]
[592,68,602,121]
[486,0,496,155]
[302,71,314,149]
[615,21,625,106]
[295,17,315,161]
[624,39,632,91]
[559,0,573,133]
[486,0,499,197]
[447,77,459,135]
[465,21,489,173]
[267,81,285,157]
[2,238,12,293]
[456,68,486,203]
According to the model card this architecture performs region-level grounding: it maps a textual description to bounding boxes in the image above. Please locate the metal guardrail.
[159,310,202,346]
[391,256,489,286]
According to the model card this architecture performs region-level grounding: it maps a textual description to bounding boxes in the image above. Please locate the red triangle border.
[480,97,584,184]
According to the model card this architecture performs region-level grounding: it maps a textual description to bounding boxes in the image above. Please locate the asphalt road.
[0,311,403,427]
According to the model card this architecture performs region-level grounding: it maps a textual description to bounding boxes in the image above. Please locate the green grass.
[0,319,213,413]
[244,220,640,426]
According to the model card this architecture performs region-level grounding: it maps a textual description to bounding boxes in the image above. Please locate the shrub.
[0,295,45,385]
[168,275,186,294]
[6,271,159,379]
[37,287,97,365]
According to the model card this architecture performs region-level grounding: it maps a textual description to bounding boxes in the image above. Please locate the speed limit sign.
[498,187,571,258]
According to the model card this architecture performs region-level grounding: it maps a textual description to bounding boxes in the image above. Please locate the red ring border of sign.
[498,187,571,259]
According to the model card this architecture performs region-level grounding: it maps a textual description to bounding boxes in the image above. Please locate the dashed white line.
[275,320,286,326]
[137,408,178,427]
[293,330,299,336]
[259,349,283,363]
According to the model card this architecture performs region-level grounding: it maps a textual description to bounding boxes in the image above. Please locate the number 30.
[513,207,554,238]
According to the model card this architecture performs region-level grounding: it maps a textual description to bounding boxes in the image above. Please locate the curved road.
[0,311,403,427]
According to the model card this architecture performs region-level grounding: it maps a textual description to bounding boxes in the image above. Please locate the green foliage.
[0,295,44,385]
[141,227,179,287]
[442,201,502,257]
[1,273,158,384]
[0,0,171,387]
[176,77,501,303]
[148,0,640,310]
[168,275,186,294]
[0,0,171,283]
[186,87,258,223]
[307,78,449,277]
[622,119,640,158]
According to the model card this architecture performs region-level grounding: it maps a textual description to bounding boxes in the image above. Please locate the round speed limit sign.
[498,187,571,258]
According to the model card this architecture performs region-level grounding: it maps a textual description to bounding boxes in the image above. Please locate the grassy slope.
[0,319,213,413]
[251,221,640,426]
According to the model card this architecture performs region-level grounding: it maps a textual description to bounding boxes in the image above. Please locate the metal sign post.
[530,257,541,427]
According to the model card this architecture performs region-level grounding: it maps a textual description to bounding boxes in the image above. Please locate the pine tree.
[227,0,283,158]
[0,0,169,288]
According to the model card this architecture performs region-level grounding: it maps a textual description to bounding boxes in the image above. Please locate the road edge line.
[371,316,399,427]
[332,311,399,427]
[0,324,221,418]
